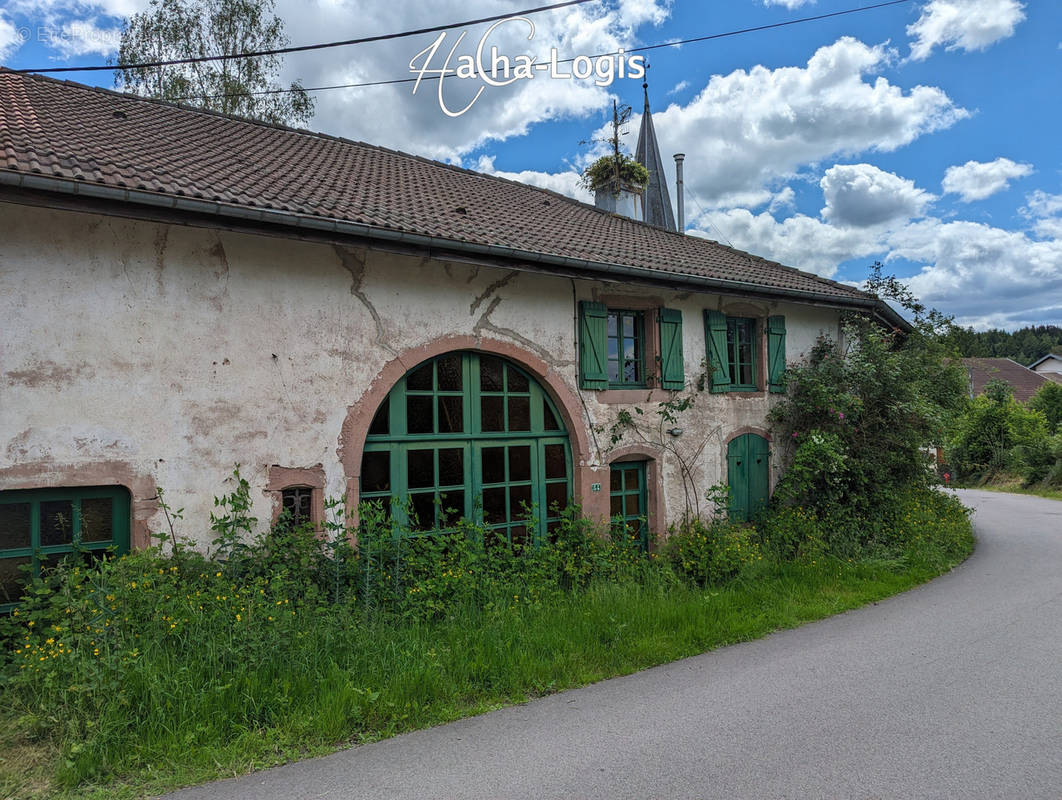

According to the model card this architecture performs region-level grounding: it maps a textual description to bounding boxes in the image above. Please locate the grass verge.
[955,476,1062,502]
[1,542,972,800]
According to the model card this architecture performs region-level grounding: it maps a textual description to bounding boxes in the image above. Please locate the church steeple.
[634,80,677,232]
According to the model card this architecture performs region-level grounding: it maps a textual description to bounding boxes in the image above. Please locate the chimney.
[673,153,685,234]
[595,182,645,221]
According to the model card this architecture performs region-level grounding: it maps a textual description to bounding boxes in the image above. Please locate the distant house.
[1028,354,1062,383]
[0,70,909,610]
[961,358,1053,403]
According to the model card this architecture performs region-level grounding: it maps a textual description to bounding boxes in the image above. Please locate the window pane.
[623,314,634,337]
[509,446,531,482]
[607,313,617,336]
[407,396,434,433]
[543,404,561,432]
[41,500,73,546]
[80,497,115,543]
[508,397,531,431]
[510,525,529,547]
[625,469,640,491]
[368,403,389,436]
[480,355,504,392]
[544,444,566,479]
[438,448,464,487]
[437,353,462,391]
[0,503,31,550]
[0,556,30,604]
[482,447,505,483]
[481,396,504,432]
[408,449,435,489]
[409,492,436,531]
[610,495,623,516]
[361,451,391,493]
[626,493,641,516]
[439,491,465,526]
[546,482,567,513]
[507,368,529,393]
[741,362,753,386]
[608,358,620,383]
[407,362,433,391]
[483,488,506,525]
[438,396,463,433]
[610,469,622,491]
[509,484,532,518]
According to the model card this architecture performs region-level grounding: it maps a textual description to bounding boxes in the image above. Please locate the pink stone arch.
[337,335,591,511]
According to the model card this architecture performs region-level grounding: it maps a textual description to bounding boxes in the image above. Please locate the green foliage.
[115,0,314,126]
[0,463,975,794]
[579,154,650,194]
[943,323,1062,364]
[948,393,1051,482]
[769,266,968,517]
[1029,380,1062,433]
[663,518,760,586]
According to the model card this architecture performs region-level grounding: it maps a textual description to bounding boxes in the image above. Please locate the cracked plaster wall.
[1,202,842,546]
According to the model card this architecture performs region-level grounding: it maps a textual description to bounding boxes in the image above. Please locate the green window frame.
[607,310,646,388]
[609,461,649,551]
[0,486,131,613]
[727,317,758,391]
[361,352,572,545]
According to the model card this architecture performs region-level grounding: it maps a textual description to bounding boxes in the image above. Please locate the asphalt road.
[165,490,1062,800]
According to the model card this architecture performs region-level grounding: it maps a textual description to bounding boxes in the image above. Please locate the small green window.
[726,317,758,390]
[607,310,646,387]
[0,486,131,613]
[610,461,649,551]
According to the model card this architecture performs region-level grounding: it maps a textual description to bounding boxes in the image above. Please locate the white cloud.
[688,208,883,277]
[763,0,815,8]
[641,37,966,209]
[821,163,934,227]
[1021,190,1062,239]
[46,18,121,57]
[668,80,689,95]
[474,155,587,200]
[894,218,1062,328]
[942,157,1033,201]
[0,12,24,61]
[267,0,673,162]
[907,0,1025,61]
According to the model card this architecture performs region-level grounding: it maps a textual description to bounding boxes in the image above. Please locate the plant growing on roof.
[580,153,650,195]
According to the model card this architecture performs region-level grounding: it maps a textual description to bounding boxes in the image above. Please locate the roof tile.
[0,70,871,302]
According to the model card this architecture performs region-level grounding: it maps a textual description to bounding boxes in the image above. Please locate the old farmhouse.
[0,71,907,606]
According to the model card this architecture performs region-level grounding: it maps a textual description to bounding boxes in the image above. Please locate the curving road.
[166,490,1062,800]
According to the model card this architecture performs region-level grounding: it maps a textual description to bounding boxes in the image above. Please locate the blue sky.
[2,0,1059,329]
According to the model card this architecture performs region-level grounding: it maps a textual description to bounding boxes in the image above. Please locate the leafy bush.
[948,392,1050,482]
[1029,381,1062,434]
[579,153,649,194]
[663,517,760,586]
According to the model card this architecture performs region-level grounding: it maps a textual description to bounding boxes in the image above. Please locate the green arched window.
[360,352,571,544]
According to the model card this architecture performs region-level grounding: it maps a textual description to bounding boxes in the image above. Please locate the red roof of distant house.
[962,358,1052,403]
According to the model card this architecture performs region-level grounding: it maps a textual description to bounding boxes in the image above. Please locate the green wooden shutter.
[658,308,684,390]
[704,309,731,393]
[767,315,787,393]
[579,301,608,390]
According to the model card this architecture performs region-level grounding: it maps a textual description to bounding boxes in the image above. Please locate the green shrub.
[756,506,825,560]
[663,517,760,586]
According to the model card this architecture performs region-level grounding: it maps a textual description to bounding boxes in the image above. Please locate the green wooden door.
[727,434,770,522]
[610,461,648,551]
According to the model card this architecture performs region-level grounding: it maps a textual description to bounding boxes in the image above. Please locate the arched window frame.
[360,351,572,545]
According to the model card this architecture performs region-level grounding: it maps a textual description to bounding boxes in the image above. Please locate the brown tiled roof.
[962,358,1052,404]
[0,70,873,304]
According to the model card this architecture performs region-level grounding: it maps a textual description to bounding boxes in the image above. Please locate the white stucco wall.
[1,201,844,546]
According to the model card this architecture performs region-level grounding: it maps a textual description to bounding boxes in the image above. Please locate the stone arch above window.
[358,351,572,545]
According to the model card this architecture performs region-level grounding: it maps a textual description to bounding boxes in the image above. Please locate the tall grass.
[0,489,974,799]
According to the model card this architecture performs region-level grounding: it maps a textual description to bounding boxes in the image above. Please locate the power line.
[13,0,596,75]
[167,0,916,103]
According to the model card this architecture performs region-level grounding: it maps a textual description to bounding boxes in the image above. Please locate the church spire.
[634,78,677,231]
